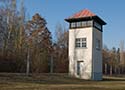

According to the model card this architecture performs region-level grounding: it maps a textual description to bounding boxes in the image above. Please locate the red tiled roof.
[68,9,96,19]
[65,9,106,25]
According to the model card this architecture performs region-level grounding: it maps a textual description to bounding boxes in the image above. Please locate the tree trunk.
[104,63,107,75]
[110,65,113,76]
[114,66,117,75]
[118,67,120,75]
[121,66,124,74]
[50,55,53,73]
[26,48,30,76]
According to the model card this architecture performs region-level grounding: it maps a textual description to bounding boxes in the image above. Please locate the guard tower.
[65,9,106,80]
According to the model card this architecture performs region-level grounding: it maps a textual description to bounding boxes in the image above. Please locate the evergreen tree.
[25,13,52,73]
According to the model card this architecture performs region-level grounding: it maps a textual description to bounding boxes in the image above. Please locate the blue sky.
[20,0,125,49]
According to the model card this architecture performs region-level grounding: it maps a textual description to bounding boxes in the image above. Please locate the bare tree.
[0,0,27,72]
[53,24,69,73]
[102,46,109,75]
[120,40,125,74]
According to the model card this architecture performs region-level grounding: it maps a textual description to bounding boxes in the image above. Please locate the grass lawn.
[0,73,125,90]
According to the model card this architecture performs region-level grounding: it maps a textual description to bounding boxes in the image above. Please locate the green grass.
[0,73,125,90]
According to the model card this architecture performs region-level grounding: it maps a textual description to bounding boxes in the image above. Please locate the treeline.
[0,0,68,74]
[103,43,125,75]
[0,0,125,75]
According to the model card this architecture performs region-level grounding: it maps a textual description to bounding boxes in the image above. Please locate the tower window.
[75,38,87,48]
[94,21,102,30]
[70,20,93,29]
[76,22,81,27]
[81,21,92,27]
[71,22,76,28]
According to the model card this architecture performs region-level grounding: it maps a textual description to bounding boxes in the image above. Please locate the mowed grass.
[0,73,125,90]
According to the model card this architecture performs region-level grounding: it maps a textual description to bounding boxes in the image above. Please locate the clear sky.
[20,0,125,49]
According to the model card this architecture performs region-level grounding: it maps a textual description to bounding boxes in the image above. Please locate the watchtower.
[65,9,106,80]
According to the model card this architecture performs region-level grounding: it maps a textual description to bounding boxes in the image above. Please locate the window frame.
[70,20,93,29]
[70,22,76,28]
[75,38,87,48]
[94,21,102,30]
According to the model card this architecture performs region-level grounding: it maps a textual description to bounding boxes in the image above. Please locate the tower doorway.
[77,61,83,76]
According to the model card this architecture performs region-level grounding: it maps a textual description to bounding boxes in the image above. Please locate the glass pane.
[71,22,76,28]
[82,43,86,47]
[82,38,86,41]
[81,21,86,27]
[75,43,80,47]
[77,22,81,27]
[87,21,93,26]
[76,38,80,42]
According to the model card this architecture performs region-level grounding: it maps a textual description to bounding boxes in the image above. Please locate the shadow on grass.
[103,77,125,81]
[0,73,125,85]
[0,73,94,84]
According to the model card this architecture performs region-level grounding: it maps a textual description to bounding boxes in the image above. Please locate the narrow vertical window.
[76,22,81,27]
[96,39,100,50]
[87,21,93,26]
[81,21,86,27]
[70,22,76,28]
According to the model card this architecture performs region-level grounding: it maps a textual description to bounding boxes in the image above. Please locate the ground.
[0,73,125,90]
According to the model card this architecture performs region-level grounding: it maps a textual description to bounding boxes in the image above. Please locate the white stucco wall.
[69,26,103,80]
[69,27,93,79]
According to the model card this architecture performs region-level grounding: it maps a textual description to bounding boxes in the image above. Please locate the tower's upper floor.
[65,9,106,31]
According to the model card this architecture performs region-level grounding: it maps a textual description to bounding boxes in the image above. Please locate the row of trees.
[0,0,124,76]
[103,42,125,75]
[0,0,68,74]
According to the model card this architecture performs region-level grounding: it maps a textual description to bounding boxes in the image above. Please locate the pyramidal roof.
[65,9,106,25]
[68,9,96,19]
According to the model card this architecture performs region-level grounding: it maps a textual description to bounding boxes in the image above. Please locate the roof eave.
[65,16,106,25]
[65,16,94,22]
[93,16,106,25]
